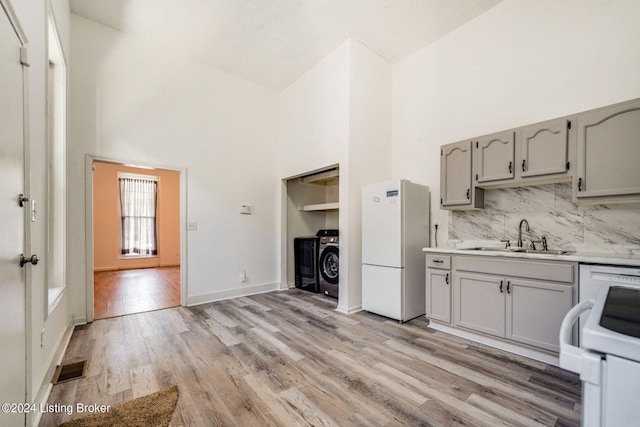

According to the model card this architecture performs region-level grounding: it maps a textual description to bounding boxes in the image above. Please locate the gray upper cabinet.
[439,97,640,210]
[440,141,484,209]
[475,131,515,183]
[519,118,570,178]
[574,98,640,202]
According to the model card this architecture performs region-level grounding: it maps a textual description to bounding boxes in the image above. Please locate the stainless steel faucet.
[517,219,530,247]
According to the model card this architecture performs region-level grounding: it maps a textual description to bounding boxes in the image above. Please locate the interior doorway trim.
[84,154,187,322]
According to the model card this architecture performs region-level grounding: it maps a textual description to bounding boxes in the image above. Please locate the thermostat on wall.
[240,204,252,214]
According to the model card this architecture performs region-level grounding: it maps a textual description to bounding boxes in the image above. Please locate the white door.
[362,180,402,268]
[0,5,26,426]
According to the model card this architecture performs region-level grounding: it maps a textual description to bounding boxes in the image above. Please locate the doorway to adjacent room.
[90,159,184,320]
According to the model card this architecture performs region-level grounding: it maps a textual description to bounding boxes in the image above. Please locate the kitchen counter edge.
[423,247,640,267]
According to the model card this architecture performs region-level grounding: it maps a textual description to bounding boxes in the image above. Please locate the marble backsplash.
[448,183,640,253]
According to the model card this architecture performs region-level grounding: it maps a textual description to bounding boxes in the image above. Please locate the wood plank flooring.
[94,266,180,319]
[40,289,581,426]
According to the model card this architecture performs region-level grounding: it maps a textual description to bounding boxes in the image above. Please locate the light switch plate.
[240,204,252,214]
[187,220,197,230]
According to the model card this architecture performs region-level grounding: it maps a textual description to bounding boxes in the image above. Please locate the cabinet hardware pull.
[522,159,526,172]
[508,161,512,174]
[499,280,504,293]
[578,177,583,191]
[433,259,444,264]
[466,188,470,200]
[507,281,511,294]
[445,273,449,285]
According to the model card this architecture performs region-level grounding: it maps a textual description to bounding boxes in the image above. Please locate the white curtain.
[119,177,158,255]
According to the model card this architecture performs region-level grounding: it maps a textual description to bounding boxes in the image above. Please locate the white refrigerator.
[362,179,430,322]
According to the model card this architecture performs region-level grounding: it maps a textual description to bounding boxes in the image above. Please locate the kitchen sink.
[462,247,573,255]
[521,249,574,255]
[462,247,516,252]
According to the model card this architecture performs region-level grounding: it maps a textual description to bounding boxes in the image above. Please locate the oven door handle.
[559,299,594,374]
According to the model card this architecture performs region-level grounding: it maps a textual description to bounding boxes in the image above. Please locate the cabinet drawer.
[455,256,575,283]
[426,254,451,270]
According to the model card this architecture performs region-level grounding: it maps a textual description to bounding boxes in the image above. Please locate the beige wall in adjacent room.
[93,161,181,271]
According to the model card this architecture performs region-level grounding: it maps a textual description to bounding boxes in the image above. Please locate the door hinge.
[441,149,443,156]
[20,47,29,67]
[475,173,478,181]
[440,198,443,205]
[475,141,478,149]
[567,120,572,130]
[567,161,570,170]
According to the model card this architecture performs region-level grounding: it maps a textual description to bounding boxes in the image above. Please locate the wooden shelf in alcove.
[298,202,339,211]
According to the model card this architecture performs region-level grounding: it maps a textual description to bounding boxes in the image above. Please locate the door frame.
[85,154,187,322]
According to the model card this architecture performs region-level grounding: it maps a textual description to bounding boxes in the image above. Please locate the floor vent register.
[51,360,87,384]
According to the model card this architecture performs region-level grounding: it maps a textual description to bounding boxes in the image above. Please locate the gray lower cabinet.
[506,277,573,352]
[574,98,640,203]
[455,272,505,336]
[451,255,576,353]
[425,255,452,324]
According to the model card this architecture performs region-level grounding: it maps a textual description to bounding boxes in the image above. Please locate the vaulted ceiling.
[70,0,502,91]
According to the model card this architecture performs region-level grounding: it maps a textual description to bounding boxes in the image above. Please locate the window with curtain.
[119,174,158,256]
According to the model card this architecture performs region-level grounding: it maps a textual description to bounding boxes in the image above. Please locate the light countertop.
[423,246,640,268]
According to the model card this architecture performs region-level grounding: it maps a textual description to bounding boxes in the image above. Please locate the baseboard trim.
[428,322,559,366]
[29,315,75,427]
[187,282,280,306]
[336,303,362,315]
[93,266,118,272]
[73,316,88,325]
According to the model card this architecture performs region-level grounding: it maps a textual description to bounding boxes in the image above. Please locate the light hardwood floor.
[40,289,580,426]
[94,266,181,319]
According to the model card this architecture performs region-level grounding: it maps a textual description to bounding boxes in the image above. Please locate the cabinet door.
[476,131,515,183]
[426,269,451,324]
[506,278,573,352]
[454,272,505,337]
[575,100,640,199]
[441,141,472,206]
[520,118,569,178]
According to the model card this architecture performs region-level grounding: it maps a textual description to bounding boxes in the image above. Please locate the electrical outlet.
[187,220,197,231]
[240,270,246,283]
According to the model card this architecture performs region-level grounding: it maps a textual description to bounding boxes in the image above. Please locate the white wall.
[7,0,72,424]
[278,39,391,312]
[392,0,640,244]
[344,40,392,312]
[69,15,280,310]
[279,41,351,178]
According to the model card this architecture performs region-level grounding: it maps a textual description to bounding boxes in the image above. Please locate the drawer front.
[455,256,575,283]
[426,254,451,270]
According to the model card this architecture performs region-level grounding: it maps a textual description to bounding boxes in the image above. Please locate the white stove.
[560,265,640,427]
